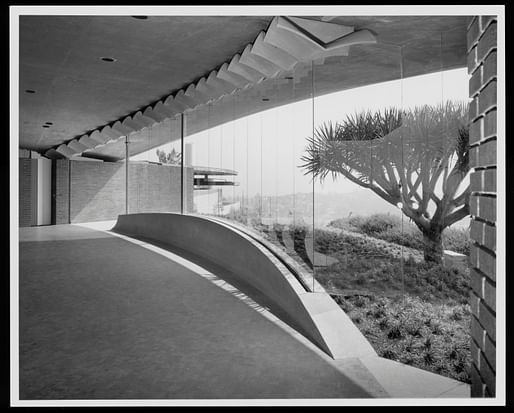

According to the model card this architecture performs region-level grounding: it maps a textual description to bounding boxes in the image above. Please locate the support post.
[68,159,72,224]
[125,135,129,215]
[180,113,184,214]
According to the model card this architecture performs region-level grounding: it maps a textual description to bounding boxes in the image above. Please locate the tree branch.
[452,187,470,208]
[444,205,470,228]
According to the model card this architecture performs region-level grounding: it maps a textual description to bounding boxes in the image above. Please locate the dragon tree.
[301,102,470,263]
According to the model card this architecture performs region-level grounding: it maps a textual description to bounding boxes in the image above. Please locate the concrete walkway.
[18,224,375,400]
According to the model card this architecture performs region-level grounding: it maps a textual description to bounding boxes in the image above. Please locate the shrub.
[328,217,353,231]
[380,228,425,250]
[381,348,398,360]
[453,358,466,373]
[372,306,386,319]
[387,324,404,339]
[404,356,414,365]
[448,347,458,360]
[423,336,432,350]
[406,324,423,337]
[350,213,402,235]
[423,350,435,364]
[431,322,444,335]
[354,296,367,307]
[404,339,415,353]
[378,318,390,330]
[443,227,471,255]
[450,308,463,321]
[329,214,471,257]
[352,316,362,324]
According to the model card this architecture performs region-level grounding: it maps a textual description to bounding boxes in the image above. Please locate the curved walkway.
[18,224,374,400]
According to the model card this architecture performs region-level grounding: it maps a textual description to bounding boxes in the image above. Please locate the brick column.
[467,15,497,398]
[53,159,71,224]
[19,158,37,227]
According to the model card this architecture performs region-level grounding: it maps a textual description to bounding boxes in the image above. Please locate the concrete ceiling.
[19,15,272,152]
[18,15,469,159]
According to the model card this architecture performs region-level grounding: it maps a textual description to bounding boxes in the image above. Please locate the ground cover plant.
[329,213,470,255]
[312,217,471,383]
[332,294,471,383]
[226,213,472,383]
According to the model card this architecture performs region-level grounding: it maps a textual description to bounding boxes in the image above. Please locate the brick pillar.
[53,159,71,224]
[19,158,37,227]
[467,15,497,398]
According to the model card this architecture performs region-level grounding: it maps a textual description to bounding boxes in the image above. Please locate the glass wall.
[180,61,319,283]
[111,17,470,385]
[127,26,469,308]
[307,27,470,382]
[312,45,404,297]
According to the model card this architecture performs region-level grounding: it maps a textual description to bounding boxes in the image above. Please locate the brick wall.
[19,158,37,227]
[467,15,497,398]
[70,161,126,223]
[53,160,194,224]
[53,159,71,224]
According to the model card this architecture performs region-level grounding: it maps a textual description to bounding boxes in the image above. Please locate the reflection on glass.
[232,93,249,224]
[177,26,469,318]
[218,94,237,220]
[301,28,470,383]
[309,45,403,298]
[121,19,471,385]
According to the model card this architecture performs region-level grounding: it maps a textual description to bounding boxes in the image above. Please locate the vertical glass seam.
[180,113,185,214]
[311,60,315,293]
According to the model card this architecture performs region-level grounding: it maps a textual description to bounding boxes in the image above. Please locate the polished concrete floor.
[18,224,374,400]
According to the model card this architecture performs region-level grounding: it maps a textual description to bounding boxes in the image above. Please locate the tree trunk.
[422,227,444,264]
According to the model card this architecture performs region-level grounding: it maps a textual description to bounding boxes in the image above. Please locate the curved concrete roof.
[18,15,468,160]
[19,15,272,152]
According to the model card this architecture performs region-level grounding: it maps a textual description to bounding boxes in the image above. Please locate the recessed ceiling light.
[25,89,36,94]
[101,57,117,63]
[131,16,148,20]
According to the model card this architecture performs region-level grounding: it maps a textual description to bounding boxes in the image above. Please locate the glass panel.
[396,28,472,382]
[246,93,263,226]
[128,116,182,214]
[208,102,223,216]
[261,81,278,229]
[311,44,403,300]
[218,94,237,219]
[401,31,451,298]
[285,61,315,283]
[176,16,471,386]
[231,93,249,224]
[180,65,316,286]
[440,27,472,385]
[184,104,211,215]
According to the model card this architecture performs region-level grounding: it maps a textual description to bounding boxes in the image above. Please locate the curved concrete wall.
[113,213,328,352]
[112,213,377,360]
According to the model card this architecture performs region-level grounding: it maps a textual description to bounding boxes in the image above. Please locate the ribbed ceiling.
[18,15,468,161]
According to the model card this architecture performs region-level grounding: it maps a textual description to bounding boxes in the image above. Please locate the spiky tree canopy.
[301,102,470,256]
[156,148,182,165]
